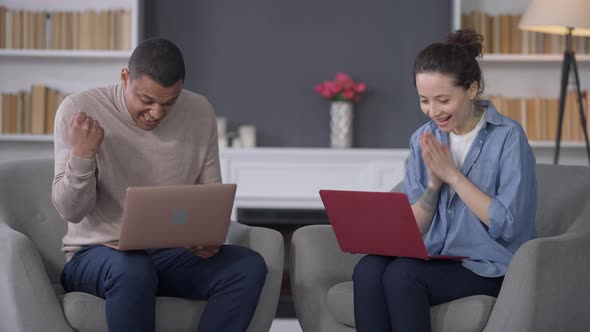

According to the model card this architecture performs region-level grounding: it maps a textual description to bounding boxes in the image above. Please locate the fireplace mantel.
[219,148,409,217]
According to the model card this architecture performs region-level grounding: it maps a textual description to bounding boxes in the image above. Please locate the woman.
[353,29,537,332]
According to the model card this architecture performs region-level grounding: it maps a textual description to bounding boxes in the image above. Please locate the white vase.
[330,101,353,148]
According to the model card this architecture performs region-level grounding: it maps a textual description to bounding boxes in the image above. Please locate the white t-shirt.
[448,112,486,198]
[450,111,486,169]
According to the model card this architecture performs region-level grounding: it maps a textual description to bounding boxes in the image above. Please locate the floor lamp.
[520,0,590,165]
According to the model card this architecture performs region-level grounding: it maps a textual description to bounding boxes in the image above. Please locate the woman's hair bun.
[445,29,483,59]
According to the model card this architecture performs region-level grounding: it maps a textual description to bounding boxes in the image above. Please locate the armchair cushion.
[326,282,354,327]
[326,281,497,332]
[429,295,496,332]
[62,292,205,332]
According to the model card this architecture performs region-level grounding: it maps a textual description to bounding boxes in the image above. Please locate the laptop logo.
[172,209,188,225]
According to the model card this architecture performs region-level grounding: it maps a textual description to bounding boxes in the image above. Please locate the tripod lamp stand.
[520,0,590,165]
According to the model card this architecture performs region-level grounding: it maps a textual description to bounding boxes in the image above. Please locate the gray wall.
[144,0,451,148]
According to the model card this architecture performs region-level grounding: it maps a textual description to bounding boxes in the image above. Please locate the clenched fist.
[68,112,104,159]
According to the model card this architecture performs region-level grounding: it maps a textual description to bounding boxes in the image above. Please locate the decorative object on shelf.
[215,119,257,149]
[226,131,243,148]
[520,0,590,164]
[315,72,366,148]
[329,101,354,148]
[238,124,257,148]
[231,136,243,148]
[216,117,228,148]
[218,136,228,149]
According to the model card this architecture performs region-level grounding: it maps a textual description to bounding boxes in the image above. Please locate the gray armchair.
[0,158,284,332]
[290,164,590,332]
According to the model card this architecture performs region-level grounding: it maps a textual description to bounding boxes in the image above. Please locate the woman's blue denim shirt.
[403,101,537,277]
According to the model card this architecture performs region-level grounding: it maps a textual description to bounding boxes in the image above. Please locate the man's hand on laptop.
[187,245,220,259]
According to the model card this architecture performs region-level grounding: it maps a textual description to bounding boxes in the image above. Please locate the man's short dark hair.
[128,38,185,86]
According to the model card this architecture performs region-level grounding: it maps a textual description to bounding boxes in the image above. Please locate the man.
[51,38,267,332]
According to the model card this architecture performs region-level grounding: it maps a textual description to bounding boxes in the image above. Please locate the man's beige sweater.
[52,83,222,260]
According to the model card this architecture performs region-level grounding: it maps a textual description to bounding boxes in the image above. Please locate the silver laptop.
[103,183,237,250]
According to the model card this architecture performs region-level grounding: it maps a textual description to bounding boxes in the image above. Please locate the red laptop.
[319,189,468,260]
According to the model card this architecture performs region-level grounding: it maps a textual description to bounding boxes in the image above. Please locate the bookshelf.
[452,0,590,155]
[0,134,53,142]
[529,141,587,148]
[0,0,142,138]
[0,49,132,59]
[481,54,590,63]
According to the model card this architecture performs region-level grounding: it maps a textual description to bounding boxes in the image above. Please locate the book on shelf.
[462,11,590,55]
[0,6,132,51]
[0,85,65,135]
[488,91,589,143]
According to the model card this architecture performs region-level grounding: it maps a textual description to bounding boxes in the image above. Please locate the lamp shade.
[519,0,590,36]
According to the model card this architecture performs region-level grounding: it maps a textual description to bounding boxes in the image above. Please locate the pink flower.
[342,89,355,100]
[314,83,325,94]
[335,72,352,83]
[321,89,333,98]
[354,82,366,93]
[335,73,353,89]
[314,72,367,104]
[326,82,342,94]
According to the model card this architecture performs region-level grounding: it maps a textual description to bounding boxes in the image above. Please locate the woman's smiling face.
[415,71,478,135]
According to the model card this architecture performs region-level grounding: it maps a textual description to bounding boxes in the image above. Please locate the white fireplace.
[219,148,410,219]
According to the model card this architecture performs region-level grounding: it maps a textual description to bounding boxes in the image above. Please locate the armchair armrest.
[226,222,284,332]
[290,225,363,332]
[227,222,284,270]
[485,224,590,332]
[0,223,73,332]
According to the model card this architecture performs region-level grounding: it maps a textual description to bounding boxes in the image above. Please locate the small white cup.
[216,117,227,137]
[232,137,243,148]
[218,135,228,149]
[238,125,257,148]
